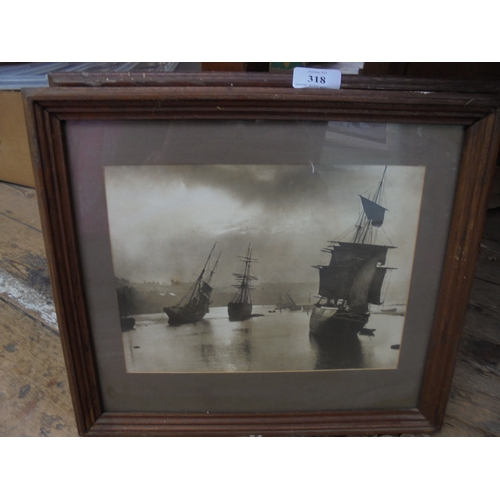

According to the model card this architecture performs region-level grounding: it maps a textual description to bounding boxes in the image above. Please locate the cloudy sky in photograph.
[104,163,425,300]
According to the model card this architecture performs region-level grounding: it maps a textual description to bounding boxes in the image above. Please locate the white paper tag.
[292,67,342,89]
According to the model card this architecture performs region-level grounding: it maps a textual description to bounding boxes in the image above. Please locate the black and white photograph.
[104,163,426,373]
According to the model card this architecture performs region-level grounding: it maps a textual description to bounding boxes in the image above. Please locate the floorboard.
[1,180,499,436]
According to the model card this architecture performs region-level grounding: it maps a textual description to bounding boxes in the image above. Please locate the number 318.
[308,75,326,84]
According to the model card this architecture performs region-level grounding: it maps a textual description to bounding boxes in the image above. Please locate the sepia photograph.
[104,163,426,373]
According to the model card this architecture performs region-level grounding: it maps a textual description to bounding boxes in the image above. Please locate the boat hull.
[120,317,135,331]
[309,305,369,336]
[163,306,207,325]
[227,301,252,321]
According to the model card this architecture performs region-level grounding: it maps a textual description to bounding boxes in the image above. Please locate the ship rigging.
[163,243,221,325]
[309,166,396,336]
[227,244,258,321]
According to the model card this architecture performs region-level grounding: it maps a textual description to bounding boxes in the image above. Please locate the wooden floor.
[1,180,499,437]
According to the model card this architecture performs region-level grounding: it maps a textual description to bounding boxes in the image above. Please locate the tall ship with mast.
[309,166,396,336]
[163,243,221,325]
[227,245,258,321]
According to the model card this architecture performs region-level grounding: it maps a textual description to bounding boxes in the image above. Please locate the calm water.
[122,305,404,373]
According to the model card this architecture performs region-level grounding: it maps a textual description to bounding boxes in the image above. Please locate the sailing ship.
[227,245,257,321]
[116,283,136,331]
[302,294,314,312]
[309,166,396,336]
[286,291,302,311]
[276,291,301,311]
[163,243,221,325]
[276,293,286,311]
[120,316,136,331]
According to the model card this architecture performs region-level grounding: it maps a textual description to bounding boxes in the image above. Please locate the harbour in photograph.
[123,305,405,373]
[105,162,425,373]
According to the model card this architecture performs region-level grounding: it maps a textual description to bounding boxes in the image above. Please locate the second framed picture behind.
[25,75,500,435]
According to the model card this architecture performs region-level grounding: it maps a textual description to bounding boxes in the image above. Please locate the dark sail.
[329,241,389,267]
[360,195,387,227]
[318,265,356,300]
[310,166,396,336]
[201,281,213,296]
[164,243,220,325]
[348,257,379,308]
[195,280,213,313]
[367,267,388,305]
[321,242,391,305]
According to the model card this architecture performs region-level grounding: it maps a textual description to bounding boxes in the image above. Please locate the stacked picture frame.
[23,72,500,435]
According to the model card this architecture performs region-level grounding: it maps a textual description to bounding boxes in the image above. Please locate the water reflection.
[227,326,252,370]
[229,324,252,366]
[200,342,217,366]
[196,321,254,370]
[309,333,364,370]
[195,320,216,367]
[123,306,402,372]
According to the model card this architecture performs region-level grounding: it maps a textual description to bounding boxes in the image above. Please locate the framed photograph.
[24,74,500,435]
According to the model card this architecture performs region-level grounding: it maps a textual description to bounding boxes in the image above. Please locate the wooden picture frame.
[23,74,500,436]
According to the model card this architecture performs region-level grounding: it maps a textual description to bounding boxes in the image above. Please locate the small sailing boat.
[276,293,286,311]
[302,293,314,312]
[227,245,257,321]
[163,243,221,325]
[309,166,396,336]
[286,291,301,311]
[120,317,136,331]
[276,291,301,311]
[116,284,135,331]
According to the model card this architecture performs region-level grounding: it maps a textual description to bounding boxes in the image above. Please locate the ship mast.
[181,242,217,306]
[352,166,387,245]
[232,244,258,304]
[206,250,222,285]
[312,166,395,311]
